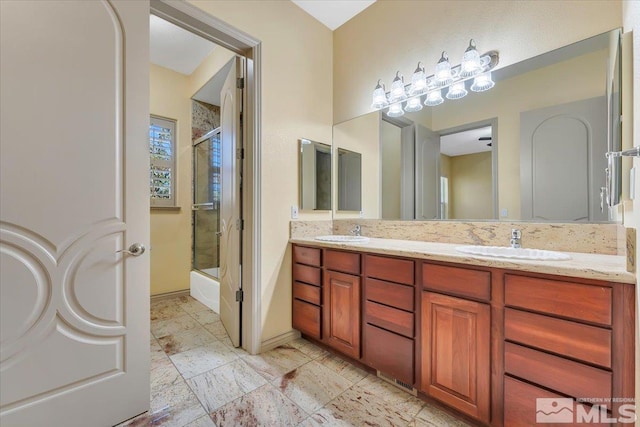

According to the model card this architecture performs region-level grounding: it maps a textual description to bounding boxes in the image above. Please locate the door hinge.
[236,77,244,89]
[236,148,245,159]
[235,289,244,302]
[235,218,244,230]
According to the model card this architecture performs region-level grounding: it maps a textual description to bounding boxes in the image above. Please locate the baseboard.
[150,289,190,302]
[260,329,301,353]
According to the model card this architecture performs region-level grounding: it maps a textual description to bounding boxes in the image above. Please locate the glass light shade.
[386,103,404,117]
[404,97,423,112]
[460,39,482,77]
[470,72,495,92]
[388,72,407,103]
[424,90,443,106]
[434,52,453,86]
[445,81,468,100]
[409,62,428,96]
[371,80,389,109]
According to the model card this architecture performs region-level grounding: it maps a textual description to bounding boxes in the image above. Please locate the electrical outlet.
[291,205,299,219]
[500,208,508,217]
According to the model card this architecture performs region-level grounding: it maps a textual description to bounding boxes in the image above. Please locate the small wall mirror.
[299,138,332,211]
[337,148,362,211]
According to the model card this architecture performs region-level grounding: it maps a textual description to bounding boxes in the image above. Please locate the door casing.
[150,0,262,354]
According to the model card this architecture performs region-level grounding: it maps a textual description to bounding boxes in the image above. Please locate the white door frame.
[150,0,262,354]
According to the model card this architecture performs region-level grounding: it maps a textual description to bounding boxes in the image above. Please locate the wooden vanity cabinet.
[503,274,635,426]
[291,244,636,427]
[420,263,491,424]
[291,246,322,339]
[323,250,361,359]
[363,255,415,385]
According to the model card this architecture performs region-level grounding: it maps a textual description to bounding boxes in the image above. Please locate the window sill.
[151,206,182,212]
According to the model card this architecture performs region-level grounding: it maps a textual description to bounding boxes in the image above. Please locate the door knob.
[117,243,146,256]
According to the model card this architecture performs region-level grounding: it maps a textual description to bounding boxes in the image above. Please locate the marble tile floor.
[118,295,472,427]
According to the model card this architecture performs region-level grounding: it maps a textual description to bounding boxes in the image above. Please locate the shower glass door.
[193,128,221,278]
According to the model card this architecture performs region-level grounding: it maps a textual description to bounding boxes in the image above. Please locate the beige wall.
[149,64,192,295]
[333,111,380,219]
[449,152,493,219]
[620,0,639,411]
[334,0,622,124]
[188,1,334,342]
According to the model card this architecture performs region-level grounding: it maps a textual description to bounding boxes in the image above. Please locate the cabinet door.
[324,270,361,359]
[421,292,490,423]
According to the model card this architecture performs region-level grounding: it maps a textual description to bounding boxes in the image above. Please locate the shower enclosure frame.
[192,127,222,279]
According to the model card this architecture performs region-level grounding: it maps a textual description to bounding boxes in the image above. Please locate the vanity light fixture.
[388,72,407,103]
[370,39,499,116]
[387,103,405,117]
[404,97,423,112]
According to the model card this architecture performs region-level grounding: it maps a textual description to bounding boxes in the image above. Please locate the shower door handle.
[117,243,146,257]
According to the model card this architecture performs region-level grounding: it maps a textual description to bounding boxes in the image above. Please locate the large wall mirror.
[332,28,624,223]
[299,138,332,211]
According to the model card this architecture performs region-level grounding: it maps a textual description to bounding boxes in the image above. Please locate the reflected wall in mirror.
[299,138,331,211]
[333,29,621,223]
[337,148,362,211]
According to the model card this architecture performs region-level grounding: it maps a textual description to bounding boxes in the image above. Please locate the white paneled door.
[219,56,244,348]
[0,1,150,426]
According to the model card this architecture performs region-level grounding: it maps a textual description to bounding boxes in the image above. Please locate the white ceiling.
[441,126,492,157]
[291,0,376,31]
[150,15,216,75]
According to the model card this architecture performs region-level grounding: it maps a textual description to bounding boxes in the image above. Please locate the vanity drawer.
[505,308,611,368]
[504,376,609,427]
[365,300,414,338]
[325,250,361,274]
[292,299,321,339]
[293,263,321,286]
[365,278,414,312]
[422,263,491,302]
[365,255,414,285]
[505,274,612,326]
[293,281,321,305]
[293,245,321,267]
[505,342,612,408]
[364,323,414,385]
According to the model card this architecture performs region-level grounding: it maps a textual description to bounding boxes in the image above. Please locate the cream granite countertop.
[290,237,635,285]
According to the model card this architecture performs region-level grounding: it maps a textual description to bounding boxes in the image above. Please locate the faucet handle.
[511,228,521,239]
[351,224,362,236]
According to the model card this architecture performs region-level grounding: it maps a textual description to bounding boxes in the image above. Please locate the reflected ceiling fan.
[479,136,492,147]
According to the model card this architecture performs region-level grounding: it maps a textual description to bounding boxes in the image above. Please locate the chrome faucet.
[510,229,522,248]
[351,224,362,236]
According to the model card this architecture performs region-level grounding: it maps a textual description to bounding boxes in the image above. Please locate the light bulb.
[388,71,407,103]
[445,81,468,100]
[409,62,427,96]
[424,90,443,106]
[386,103,404,117]
[404,97,423,112]
[371,79,389,109]
[470,72,495,92]
[434,52,453,86]
[461,39,482,77]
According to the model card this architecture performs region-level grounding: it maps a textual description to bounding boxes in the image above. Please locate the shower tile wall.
[192,100,220,141]
[192,100,221,272]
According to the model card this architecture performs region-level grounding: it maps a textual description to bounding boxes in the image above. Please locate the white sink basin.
[456,245,570,261]
[315,235,370,243]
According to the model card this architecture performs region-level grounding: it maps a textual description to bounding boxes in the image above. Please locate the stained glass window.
[150,116,176,207]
